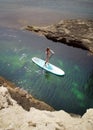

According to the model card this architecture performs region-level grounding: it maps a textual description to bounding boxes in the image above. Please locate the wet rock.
[26,19,93,53]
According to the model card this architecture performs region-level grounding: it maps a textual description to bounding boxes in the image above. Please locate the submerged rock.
[26,19,93,53]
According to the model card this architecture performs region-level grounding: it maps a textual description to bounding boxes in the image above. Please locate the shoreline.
[25,19,93,53]
[0,84,93,130]
[0,76,54,112]
[0,76,83,117]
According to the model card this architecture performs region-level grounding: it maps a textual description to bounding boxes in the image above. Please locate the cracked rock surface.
[26,19,93,53]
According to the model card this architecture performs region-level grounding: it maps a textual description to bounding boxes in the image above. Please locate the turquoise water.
[0,0,93,115]
[0,27,93,115]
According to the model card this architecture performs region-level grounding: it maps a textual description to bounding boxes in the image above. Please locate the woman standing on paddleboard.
[45,47,54,65]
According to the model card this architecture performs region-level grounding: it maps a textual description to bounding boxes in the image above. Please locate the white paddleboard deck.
[32,57,65,76]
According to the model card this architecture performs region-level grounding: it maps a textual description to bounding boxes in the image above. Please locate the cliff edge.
[0,76,54,111]
[26,19,93,53]
[0,85,93,130]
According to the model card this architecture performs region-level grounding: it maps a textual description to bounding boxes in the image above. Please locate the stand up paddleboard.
[32,57,65,76]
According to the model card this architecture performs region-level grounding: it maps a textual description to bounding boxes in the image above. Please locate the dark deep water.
[0,0,93,27]
[0,27,93,115]
[0,0,93,115]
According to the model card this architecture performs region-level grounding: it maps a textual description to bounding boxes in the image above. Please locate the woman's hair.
[46,47,50,51]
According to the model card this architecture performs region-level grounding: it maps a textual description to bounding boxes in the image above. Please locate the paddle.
[49,49,55,60]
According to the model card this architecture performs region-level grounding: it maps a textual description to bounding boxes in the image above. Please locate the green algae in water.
[72,81,85,99]
[58,60,64,67]
[84,72,93,98]
[74,65,80,72]
[0,54,27,72]
[71,82,85,107]
[0,28,93,115]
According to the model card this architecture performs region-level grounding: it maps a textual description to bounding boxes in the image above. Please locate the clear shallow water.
[0,0,93,115]
[0,27,93,115]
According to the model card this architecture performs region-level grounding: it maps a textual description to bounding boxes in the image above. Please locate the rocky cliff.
[0,76,54,111]
[25,19,93,53]
[0,85,93,130]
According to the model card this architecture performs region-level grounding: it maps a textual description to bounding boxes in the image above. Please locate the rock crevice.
[26,19,93,53]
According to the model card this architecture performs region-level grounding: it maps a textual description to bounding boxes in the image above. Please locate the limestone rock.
[0,76,54,111]
[0,86,16,110]
[26,19,93,53]
[0,82,93,130]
